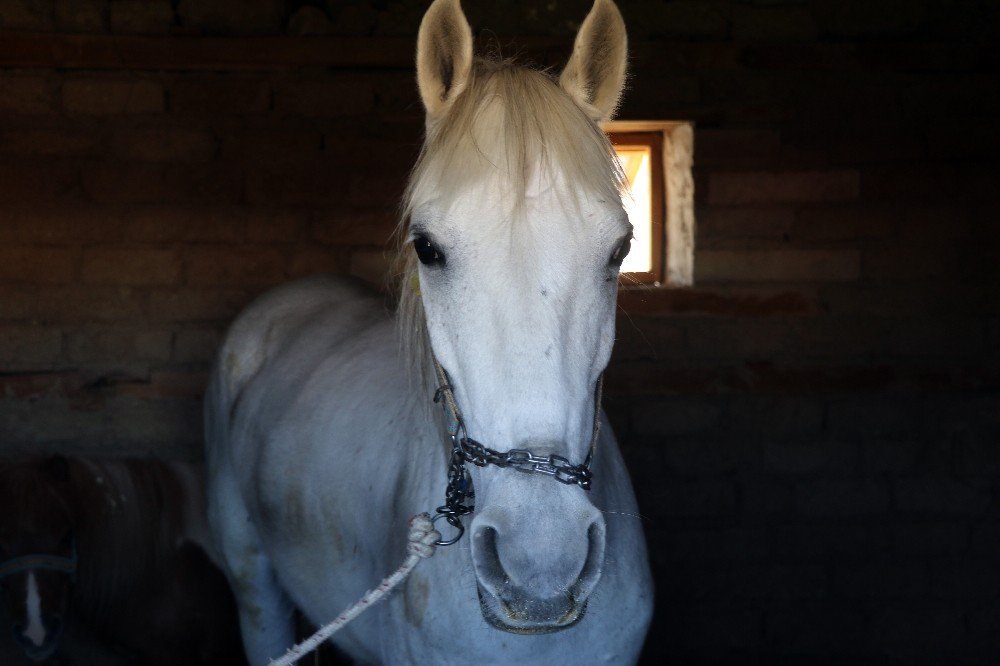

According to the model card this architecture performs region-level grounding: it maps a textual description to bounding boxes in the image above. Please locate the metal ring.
[431,513,465,547]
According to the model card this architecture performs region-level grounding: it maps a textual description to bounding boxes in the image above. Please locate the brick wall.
[1,1,998,662]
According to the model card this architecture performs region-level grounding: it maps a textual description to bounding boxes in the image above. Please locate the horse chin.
[476,584,587,634]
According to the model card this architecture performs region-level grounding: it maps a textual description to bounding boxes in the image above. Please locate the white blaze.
[24,572,46,647]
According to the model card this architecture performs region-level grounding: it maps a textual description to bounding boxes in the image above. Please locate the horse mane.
[0,457,187,624]
[68,458,186,622]
[392,56,626,383]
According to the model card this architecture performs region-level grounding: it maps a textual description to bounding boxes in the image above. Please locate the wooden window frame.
[603,121,696,289]
[608,131,665,285]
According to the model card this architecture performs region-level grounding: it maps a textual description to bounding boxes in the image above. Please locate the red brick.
[2,205,122,243]
[109,1,174,34]
[0,163,79,203]
[82,163,242,204]
[0,0,53,30]
[694,129,782,168]
[0,326,63,370]
[633,398,722,436]
[0,372,87,400]
[895,478,991,515]
[862,246,962,281]
[54,0,104,31]
[123,206,242,243]
[827,131,925,165]
[621,1,729,39]
[789,317,890,357]
[732,5,818,41]
[110,128,217,162]
[273,78,375,117]
[312,210,396,246]
[185,246,286,286]
[176,0,284,35]
[708,170,860,205]
[66,326,173,365]
[82,247,181,285]
[63,79,165,115]
[685,318,794,358]
[169,78,271,115]
[925,119,1000,161]
[287,247,349,278]
[348,172,406,207]
[117,371,209,399]
[763,438,856,474]
[104,396,201,445]
[613,318,686,362]
[697,206,794,240]
[728,396,825,437]
[149,287,254,322]
[0,285,147,322]
[172,328,221,364]
[820,282,976,317]
[244,210,303,243]
[795,478,889,516]
[219,129,321,165]
[861,165,959,201]
[696,249,860,282]
[371,72,426,120]
[617,286,818,316]
[0,75,57,114]
[0,128,101,157]
[287,6,332,36]
[898,204,974,245]
[246,164,349,206]
[792,205,899,242]
[0,247,79,284]
[886,318,985,358]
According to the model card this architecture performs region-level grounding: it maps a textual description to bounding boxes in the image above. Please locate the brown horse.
[0,456,245,664]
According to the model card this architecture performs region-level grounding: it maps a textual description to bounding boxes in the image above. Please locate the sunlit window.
[614,145,653,274]
[607,131,665,284]
[604,122,695,288]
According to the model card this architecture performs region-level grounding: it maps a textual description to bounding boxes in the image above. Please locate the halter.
[0,549,77,582]
[430,358,604,546]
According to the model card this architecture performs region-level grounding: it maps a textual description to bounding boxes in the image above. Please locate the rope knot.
[406,513,440,559]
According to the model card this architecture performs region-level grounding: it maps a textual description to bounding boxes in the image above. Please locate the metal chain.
[430,362,598,546]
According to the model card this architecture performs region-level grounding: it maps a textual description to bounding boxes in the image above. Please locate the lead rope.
[268,514,441,666]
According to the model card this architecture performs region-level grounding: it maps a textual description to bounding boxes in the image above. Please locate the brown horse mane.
[0,456,190,626]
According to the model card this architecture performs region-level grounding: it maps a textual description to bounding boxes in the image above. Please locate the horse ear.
[43,455,71,484]
[559,0,628,121]
[416,0,474,120]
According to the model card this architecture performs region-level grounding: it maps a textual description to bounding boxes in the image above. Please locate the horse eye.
[413,236,445,266]
[609,236,632,268]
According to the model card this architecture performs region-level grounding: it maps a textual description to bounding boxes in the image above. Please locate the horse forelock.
[391,57,626,385]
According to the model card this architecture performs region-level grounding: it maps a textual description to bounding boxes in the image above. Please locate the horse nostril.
[573,519,606,599]
[471,526,507,593]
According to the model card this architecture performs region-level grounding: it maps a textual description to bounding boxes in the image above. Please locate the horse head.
[407,0,629,634]
[0,457,76,661]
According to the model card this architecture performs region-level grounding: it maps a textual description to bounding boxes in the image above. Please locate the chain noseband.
[430,359,603,546]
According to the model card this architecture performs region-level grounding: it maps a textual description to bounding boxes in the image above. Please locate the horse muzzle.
[13,615,63,662]
[470,506,605,634]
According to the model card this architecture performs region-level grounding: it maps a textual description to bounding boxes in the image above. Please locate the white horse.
[204,0,653,663]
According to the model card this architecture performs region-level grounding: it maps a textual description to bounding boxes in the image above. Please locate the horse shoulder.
[211,276,374,411]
